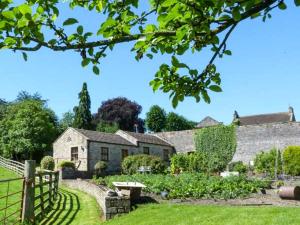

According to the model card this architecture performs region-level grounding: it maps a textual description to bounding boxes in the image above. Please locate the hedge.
[194,125,236,172]
[122,154,166,174]
[283,146,300,176]
[170,152,208,174]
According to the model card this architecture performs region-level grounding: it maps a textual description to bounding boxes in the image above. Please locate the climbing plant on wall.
[194,125,237,172]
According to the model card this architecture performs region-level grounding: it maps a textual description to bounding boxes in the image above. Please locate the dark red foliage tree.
[94,97,143,132]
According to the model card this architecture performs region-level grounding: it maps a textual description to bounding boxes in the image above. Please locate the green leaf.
[93,65,100,75]
[81,58,90,67]
[278,2,287,10]
[22,52,27,61]
[295,0,300,6]
[2,11,15,20]
[18,4,32,15]
[232,8,241,21]
[63,18,78,26]
[37,6,44,14]
[77,25,83,35]
[209,85,222,92]
[224,50,232,56]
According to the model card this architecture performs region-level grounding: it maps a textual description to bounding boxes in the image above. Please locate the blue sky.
[0,2,299,124]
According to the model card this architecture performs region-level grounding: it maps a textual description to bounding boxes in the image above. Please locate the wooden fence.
[0,158,59,224]
[34,170,59,221]
[0,156,25,176]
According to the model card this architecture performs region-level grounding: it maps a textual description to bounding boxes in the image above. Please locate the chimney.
[233,110,239,120]
[288,106,296,122]
[134,124,139,133]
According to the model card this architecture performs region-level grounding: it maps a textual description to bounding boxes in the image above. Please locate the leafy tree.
[94,97,143,132]
[0,100,58,160]
[1,1,297,106]
[73,82,92,129]
[165,112,195,131]
[15,91,45,103]
[96,120,119,133]
[59,111,75,131]
[145,105,167,132]
[0,99,8,121]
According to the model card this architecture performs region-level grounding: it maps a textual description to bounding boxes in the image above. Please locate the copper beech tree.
[0,0,299,107]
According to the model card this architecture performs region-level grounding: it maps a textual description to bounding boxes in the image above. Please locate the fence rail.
[0,158,59,224]
[0,156,24,176]
[34,170,59,220]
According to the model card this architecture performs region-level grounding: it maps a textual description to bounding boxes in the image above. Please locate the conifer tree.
[73,83,92,129]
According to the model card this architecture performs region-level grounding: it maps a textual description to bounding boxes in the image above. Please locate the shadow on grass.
[39,189,80,225]
[131,196,158,210]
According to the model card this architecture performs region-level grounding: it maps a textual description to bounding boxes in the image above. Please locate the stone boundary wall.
[61,179,130,220]
[232,122,300,163]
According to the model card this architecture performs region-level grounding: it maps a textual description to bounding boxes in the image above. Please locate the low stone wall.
[61,179,131,220]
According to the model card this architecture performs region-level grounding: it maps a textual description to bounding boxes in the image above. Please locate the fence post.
[22,160,36,223]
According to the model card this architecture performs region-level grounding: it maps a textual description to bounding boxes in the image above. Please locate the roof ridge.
[239,111,289,118]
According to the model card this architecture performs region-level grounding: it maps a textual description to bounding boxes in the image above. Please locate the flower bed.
[93,173,269,200]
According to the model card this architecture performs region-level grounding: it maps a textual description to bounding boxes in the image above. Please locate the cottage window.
[122,149,128,160]
[163,149,170,161]
[101,147,109,161]
[71,147,78,161]
[143,147,150,155]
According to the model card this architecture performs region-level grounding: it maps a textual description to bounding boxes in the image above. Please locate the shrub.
[283,146,300,176]
[194,125,236,172]
[228,161,247,174]
[40,156,55,171]
[94,161,108,177]
[122,154,166,174]
[58,160,75,170]
[170,152,207,174]
[254,148,282,177]
[94,173,270,200]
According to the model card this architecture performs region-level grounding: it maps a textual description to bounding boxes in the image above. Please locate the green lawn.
[40,186,102,225]
[0,167,23,224]
[2,166,300,225]
[104,203,300,225]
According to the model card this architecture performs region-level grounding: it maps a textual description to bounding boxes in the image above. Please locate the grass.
[104,203,300,225]
[39,186,102,225]
[1,166,300,225]
[0,167,23,224]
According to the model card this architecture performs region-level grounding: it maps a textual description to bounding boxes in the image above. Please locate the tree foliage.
[0,100,58,159]
[0,0,296,106]
[59,111,75,131]
[15,91,45,103]
[145,105,166,132]
[165,112,195,131]
[73,82,93,129]
[94,97,143,131]
[96,120,119,133]
[194,125,236,172]
[254,148,282,177]
[282,146,300,176]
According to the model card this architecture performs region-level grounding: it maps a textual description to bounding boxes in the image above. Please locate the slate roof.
[196,116,221,128]
[122,131,172,147]
[237,112,292,126]
[74,128,135,146]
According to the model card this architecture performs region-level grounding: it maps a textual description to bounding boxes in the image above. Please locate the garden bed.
[93,173,270,200]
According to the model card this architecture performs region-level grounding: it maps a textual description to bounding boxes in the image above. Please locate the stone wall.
[61,179,130,220]
[154,129,197,153]
[53,128,88,171]
[232,122,300,163]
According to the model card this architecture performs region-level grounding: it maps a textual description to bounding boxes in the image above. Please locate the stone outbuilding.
[53,128,173,176]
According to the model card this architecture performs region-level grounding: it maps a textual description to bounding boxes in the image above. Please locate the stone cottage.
[53,128,173,175]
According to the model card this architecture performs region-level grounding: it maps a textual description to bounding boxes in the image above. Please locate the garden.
[91,126,300,205]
